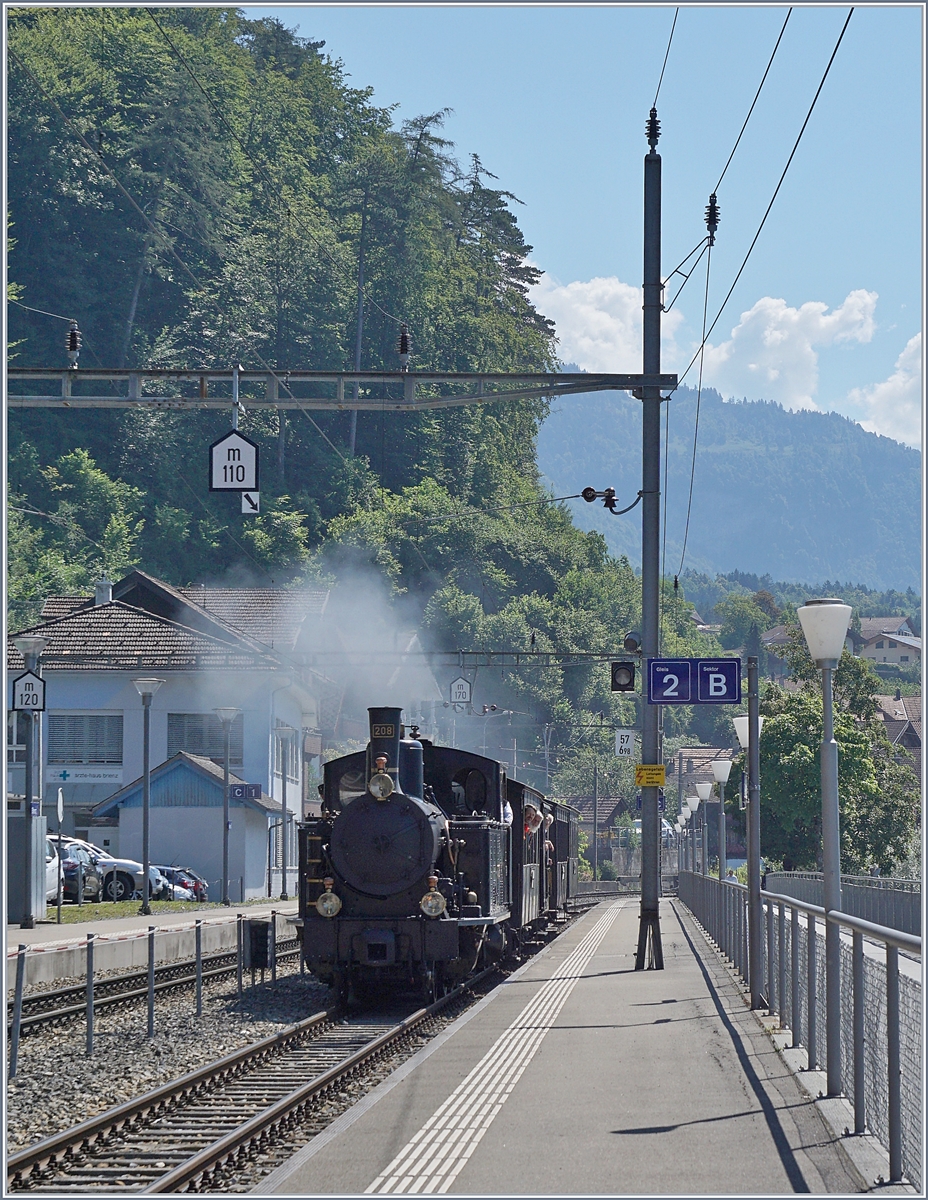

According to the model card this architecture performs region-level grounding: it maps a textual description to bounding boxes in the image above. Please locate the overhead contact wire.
[666,7,854,401]
[653,8,679,108]
[677,244,712,579]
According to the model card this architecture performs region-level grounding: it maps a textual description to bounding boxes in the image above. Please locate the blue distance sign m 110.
[647,658,741,705]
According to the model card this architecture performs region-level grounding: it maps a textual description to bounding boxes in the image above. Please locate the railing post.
[147,926,155,1038]
[237,913,244,999]
[791,907,800,1049]
[195,919,203,1018]
[807,911,818,1070]
[852,930,865,1135]
[886,944,902,1182]
[86,932,95,1056]
[778,902,786,1029]
[766,899,775,1013]
[9,945,27,1080]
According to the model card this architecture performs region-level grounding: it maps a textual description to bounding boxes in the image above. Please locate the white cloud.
[531,274,683,372]
[851,334,923,448]
[701,290,878,410]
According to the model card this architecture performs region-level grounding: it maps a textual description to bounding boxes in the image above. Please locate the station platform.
[256,898,876,1197]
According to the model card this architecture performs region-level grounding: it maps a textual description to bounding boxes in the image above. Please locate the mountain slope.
[537,386,921,590]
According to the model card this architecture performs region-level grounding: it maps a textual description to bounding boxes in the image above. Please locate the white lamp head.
[133,677,165,699]
[13,634,49,661]
[686,795,700,814]
[711,758,733,784]
[215,707,241,724]
[797,598,852,666]
[695,781,712,802]
[732,714,764,749]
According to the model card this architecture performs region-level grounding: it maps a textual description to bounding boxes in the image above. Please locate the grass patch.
[39,898,279,924]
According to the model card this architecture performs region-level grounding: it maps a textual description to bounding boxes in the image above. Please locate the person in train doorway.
[523,803,543,836]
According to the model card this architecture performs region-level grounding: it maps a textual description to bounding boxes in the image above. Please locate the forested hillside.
[538,385,921,591]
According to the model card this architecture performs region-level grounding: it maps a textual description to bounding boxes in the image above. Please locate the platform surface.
[257,898,868,1196]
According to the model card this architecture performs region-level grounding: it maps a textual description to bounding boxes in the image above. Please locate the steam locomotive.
[296,706,581,1001]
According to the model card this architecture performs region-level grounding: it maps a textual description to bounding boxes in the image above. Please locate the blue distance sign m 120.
[647,658,741,705]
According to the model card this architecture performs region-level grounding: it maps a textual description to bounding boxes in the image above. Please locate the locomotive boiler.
[297,706,580,1001]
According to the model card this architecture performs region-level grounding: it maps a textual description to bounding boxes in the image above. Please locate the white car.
[57,837,146,901]
[45,838,61,901]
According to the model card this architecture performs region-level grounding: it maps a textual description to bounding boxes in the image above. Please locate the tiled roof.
[177,587,328,650]
[7,602,281,673]
[762,625,790,646]
[858,617,915,640]
[41,596,92,621]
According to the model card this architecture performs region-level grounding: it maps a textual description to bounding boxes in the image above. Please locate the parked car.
[58,842,103,903]
[59,837,145,902]
[157,866,207,901]
[45,838,61,902]
[148,866,171,901]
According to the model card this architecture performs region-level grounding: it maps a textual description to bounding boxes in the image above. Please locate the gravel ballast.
[6,958,330,1154]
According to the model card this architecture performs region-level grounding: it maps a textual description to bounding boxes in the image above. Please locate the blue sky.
[245,4,924,447]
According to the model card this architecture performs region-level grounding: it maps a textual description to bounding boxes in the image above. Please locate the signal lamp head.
[611,661,636,692]
[623,632,642,653]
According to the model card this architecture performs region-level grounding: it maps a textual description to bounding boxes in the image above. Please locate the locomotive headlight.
[368,772,394,800]
[419,888,447,918]
[316,890,342,918]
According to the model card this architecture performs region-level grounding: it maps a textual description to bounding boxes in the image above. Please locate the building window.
[900,656,909,663]
[7,710,28,764]
[48,714,123,764]
[168,713,243,766]
[875,641,884,649]
[888,641,897,649]
[274,721,300,782]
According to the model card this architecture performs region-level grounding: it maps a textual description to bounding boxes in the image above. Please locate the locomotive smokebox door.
[243,919,272,971]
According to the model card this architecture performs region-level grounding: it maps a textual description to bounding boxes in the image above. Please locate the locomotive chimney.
[368,707,402,784]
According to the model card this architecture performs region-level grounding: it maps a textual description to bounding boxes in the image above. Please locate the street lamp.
[711,759,732,878]
[134,679,164,916]
[695,782,712,875]
[275,724,296,900]
[13,635,49,929]
[215,707,241,906]
[798,597,851,1097]
[734,670,766,1010]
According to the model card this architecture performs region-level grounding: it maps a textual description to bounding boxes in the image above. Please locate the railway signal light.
[611,661,636,692]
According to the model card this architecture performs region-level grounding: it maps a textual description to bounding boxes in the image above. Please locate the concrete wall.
[7,910,295,989]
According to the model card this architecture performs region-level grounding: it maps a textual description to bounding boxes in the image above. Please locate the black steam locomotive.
[296,706,581,1001]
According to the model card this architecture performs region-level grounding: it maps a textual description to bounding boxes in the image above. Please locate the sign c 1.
[228,783,262,801]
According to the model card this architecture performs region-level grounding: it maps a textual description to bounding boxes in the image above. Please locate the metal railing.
[765,871,921,936]
[678,871,923,1188]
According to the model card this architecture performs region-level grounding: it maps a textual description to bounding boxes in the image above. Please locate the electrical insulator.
[704,193,720,246]
[646,107,661,149]
[66,321,82,369]
[397,323,411,371]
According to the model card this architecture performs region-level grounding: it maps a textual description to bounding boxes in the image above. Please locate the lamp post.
[215,708,241,907]
[134,679,164,916]
[695,782,712,875]
[797,597,852,1097]
[711,758,733,879]
[276,725,296,900]
[685,796,699,872]
[13,635,49,929]
[734,664,765,1010]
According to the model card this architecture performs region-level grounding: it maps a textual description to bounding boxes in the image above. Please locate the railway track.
[7,971,495,1194]
[7,941,301,1036]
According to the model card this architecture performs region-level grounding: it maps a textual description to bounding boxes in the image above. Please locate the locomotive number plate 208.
[372,724,395,737]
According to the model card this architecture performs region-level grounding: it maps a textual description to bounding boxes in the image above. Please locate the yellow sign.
[635,763,666,787]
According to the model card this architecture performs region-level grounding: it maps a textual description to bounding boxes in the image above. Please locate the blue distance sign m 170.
[647,658,741,705]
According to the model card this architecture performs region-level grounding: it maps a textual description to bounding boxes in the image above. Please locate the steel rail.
[7,1008,336,1188]
[7,941,300,1034]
